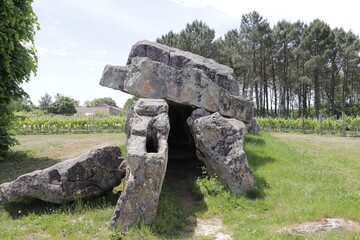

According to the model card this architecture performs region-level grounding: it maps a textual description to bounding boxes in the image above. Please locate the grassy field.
[0,132,359,239]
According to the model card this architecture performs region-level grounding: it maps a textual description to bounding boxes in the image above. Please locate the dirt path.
[166,145,232,239]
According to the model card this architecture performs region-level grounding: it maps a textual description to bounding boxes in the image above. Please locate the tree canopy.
[0,0,39,157]
[123,96,138,112]
[38,92,52,111]
[84,97,118,108]
[157,20,216,58]
[157,13,360,119]
[48,94,79,115]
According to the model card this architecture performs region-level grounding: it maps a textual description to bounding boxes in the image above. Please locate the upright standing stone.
[111,98,170,229]
[187,111,256,193]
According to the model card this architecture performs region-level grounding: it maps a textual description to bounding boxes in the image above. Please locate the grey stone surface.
[126,40,239,95]
[0,146,125,204]
[275,218,360,235]
[246,118,261,134]
[187,111,256,193]
[101,56,254,123]
[111,98,170,229]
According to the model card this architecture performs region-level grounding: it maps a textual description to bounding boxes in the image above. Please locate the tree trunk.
[271,60,277,116]
[314,74,320,119]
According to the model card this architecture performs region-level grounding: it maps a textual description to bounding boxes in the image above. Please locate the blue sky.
[23,0,360,108]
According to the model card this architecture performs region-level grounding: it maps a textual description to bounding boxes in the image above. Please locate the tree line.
[157,12,360,119]
[12,93,120,115]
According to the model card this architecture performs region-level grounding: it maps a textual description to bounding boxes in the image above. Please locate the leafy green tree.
[272,20,304,117]
[84,97,118,107]
[157,20,216,58]
[334,29,360,116]
[156,16,360,118]
[0,0,39,157]
[49,94,78,115]
[123,96,138,112]
[38,92,53,111]
[178,20,216,58]
[215,29,241,72]
[239,11,272,114]
[301,19,335,119]
[9,96,34,112]
[156,30,179,47]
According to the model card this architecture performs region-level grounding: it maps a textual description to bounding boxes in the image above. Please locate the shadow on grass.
[243,134,276,200]
[245,133,276,169]
[3,191,120,220]
[244,175,270,200]
[247,150,276,172]
[245,134,266,146]
[151,172,208,239]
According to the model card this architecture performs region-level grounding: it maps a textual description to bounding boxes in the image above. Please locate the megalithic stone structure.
[100,40,259,229]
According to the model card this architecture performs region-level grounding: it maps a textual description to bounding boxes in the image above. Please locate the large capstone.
[126,40,240,96]
[111,98,170,229]
[100,40,254,124]
[187,111,256,193]
[0,146,125,204]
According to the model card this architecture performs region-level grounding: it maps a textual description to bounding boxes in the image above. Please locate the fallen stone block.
[0,146,125,204]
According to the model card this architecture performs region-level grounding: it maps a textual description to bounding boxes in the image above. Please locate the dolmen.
[100,40,259,229]
[0,40,259,230]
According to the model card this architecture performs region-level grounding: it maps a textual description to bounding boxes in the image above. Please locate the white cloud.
[89,50,107,55]
[77,60,107,68]
[35,46,68,57]
[169,0,208,8]
[36,46,48,57]
[169,0,246,18]
[52,48,68,56]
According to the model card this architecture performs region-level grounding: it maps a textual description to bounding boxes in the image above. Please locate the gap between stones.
[165,102,232,239]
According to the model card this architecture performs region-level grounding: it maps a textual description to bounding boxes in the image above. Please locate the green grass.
[192,133,360,239]
[1,132,360,239]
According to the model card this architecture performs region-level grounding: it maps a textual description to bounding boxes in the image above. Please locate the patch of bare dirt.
[275,218,360,235]
[181,215,232,239]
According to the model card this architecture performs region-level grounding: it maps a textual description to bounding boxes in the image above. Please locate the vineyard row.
[257,116,360,135]
[12,116,126,135]
[12,115,360,135]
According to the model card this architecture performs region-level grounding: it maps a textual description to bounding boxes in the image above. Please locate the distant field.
[0,132,359,239]
[1,133,126,184]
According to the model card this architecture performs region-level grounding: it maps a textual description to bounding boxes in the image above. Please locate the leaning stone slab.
[101,56,254,123]
[111,98,170,229]
[0,146,125,204]
[187,111,256,193]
